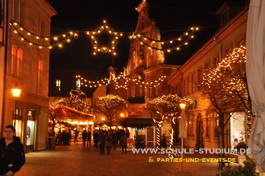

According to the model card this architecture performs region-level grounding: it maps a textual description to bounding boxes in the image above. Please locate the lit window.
[56,80,61,91]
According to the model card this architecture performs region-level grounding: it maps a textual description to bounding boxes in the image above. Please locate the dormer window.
[216,2,230,27]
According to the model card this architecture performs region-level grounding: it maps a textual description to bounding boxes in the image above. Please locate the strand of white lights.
[10,21,77,49]
[129,27,199,53]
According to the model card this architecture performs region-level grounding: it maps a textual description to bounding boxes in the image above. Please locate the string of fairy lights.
[10,21,78,49]
[201,45,252,138]
[10,20,199,54]
[130,27,199,53]
[76,73,167,90]
[86,20,123,56]
[201,45,247,93]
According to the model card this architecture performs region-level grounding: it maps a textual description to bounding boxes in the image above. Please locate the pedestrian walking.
[74,129,79,143]
[111,131,118,150]
[86,130,91,147]
[105,131,113,155]
[0,125,25,176]
[120,133,127,154]
[93,131,99,148]
[82,130,87,146]
[98,131,106,154]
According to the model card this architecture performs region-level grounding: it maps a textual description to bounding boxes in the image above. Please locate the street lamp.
[11,88,21,98]
[179,102,187,171]
[179,103,186,110]
[11,87,21,128]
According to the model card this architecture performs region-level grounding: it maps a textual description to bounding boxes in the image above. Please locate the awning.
[51,105,93,121]
[119,118,154,128]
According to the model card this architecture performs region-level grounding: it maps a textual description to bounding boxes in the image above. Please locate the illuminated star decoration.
[86,20,123,56]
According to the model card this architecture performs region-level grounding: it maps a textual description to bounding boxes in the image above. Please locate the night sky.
[47,0,247,95]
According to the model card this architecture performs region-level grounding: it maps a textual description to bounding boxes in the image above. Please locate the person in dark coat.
[105,131,113,155]
[98,131,106,154]
[0,125,25,176]
[120,133,127,154]
[82,130,87,146]
[86,130,91,147]
[111,130,118,150]
[93,131,99,148]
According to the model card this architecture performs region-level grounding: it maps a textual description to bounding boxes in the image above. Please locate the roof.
[119,118,154,128]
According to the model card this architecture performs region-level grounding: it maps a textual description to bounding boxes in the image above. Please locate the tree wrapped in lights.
[147,94,194,150]
[200,45,251,169]
[94,94,127,126]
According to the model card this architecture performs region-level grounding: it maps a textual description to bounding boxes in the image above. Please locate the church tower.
[126,0,165,75]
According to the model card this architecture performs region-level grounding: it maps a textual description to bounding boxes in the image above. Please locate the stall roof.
[119,118,154,128]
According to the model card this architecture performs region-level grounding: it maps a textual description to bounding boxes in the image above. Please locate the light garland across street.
[10,20,199,54]
[76,73,167,89]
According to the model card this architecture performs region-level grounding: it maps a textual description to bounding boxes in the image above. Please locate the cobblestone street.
[16,143,239,176]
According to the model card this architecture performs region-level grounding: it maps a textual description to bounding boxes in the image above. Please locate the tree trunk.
[155,122,162,149]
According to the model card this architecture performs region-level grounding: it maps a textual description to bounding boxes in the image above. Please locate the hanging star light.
[86,20,123,56]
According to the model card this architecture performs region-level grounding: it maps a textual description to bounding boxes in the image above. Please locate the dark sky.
[47,0,248,74]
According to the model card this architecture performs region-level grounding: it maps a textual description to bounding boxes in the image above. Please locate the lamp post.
[11,87,21,126]
[179,102,186,171]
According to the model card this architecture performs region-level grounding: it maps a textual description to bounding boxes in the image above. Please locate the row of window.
[11,44,44,86]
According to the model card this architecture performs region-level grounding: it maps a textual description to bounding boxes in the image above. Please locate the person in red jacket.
[0,125,25,176]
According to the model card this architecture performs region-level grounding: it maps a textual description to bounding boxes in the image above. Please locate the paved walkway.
[16,143,238,176]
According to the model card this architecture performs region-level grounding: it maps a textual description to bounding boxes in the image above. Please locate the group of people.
[96,130,128,155]
[55,128,130,155]
[55,130,72,145]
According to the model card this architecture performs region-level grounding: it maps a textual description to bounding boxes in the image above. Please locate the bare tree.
[200,45,251,169]
[94,94,127,127]
[147,94,194,149]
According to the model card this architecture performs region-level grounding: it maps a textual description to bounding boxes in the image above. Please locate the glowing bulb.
[62,34,66,38]
[14,30,18,34]
[54,37,58,41]
[191,27,194,30]
[167,49,171,53]
[45,38,49,41]
[170,41,173,44]
[21,38,24,41]
[103,20,107,23]
[58,44,63,48]
[185,42,188,45]
[178,38,181,41]
[39,46,43,49]
[176,47,180,50]
[191,35,194,38]
[29,43,33,46]
[196,27,199,30]
[185,32,189,36]
[20,28,23,31]
[49,46,53,49]
[36,36,40,39]
[27,32,31,36]
[67,39,71,42]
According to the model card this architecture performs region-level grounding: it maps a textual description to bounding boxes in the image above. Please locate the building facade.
[168,3,248,149]
[0,0,56,151]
